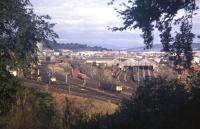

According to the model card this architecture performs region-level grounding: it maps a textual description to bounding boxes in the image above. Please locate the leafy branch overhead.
[0,0,58,71]
[0,0,58,114]
[110,0,198,69]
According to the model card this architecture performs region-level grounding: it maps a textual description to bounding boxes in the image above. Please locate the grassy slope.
[23,79,118,116]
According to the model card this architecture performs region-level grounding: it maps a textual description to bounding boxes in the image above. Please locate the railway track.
[23,79,123,104]
[34,63,134,104]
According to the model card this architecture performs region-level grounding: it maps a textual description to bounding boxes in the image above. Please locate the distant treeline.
[127,43,200,52]
[44,40,112,51]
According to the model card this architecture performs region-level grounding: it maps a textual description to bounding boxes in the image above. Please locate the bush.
[0,88,88,129]
[83,73,200,129]
[0,70,20,115]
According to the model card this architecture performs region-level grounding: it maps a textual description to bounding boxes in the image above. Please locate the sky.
[31,0,200,49]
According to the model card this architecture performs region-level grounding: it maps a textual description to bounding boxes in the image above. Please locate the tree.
[109,0,198,69]
[0,0,58,114]
[172,18,195,69]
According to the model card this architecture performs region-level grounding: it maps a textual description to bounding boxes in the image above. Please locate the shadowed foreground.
[1,72,200,129]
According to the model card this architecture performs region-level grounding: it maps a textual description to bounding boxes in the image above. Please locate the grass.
[23,79,118,116]
[52,92,118,117]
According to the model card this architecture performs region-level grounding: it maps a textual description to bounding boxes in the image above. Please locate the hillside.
[127,43,200,52]
[44,40,112,51]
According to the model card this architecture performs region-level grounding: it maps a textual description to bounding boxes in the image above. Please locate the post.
[137,60,140,86]
[83,79,86,87]
[48,71,51,86]
[37,68,41,81]
[68,74,71,95]
[137,60,140,82]
[65,73,68,85]
[38,68,40,76]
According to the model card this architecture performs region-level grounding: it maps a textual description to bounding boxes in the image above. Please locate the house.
[53,51,62,56]
[118,58,137,69]
[193,56,200,64]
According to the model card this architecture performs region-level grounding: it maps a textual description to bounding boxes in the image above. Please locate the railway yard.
[21,48,200,104]
[29,62,134,104]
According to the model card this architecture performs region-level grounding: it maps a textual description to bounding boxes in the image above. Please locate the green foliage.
[0,69,20,115]
[1,75,200,129]
[0,0,58,114]
[0,88,56,129]
[0,0,58,70]
[117,79,189,129]
[110,0,198,68]
[82,73,200,129]
[189,72,200,89]
[172,18,195,69]
[0,88,88,129]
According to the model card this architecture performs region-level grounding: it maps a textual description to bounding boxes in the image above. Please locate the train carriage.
[99,82,123,92]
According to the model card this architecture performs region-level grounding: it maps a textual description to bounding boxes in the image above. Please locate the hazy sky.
[31,0,200,49]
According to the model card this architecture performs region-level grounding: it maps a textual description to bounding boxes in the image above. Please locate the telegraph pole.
[69,64,72,95]
[119,50,121,64]
[137,59,140,86]
[68,74,71,95]
[65,64,71,95]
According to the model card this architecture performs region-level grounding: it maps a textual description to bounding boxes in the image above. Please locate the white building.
[53,51,61,56]
[193,56,200,64]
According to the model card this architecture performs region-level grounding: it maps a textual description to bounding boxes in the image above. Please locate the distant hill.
[43,40,112,51]
[127,43,200,52]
